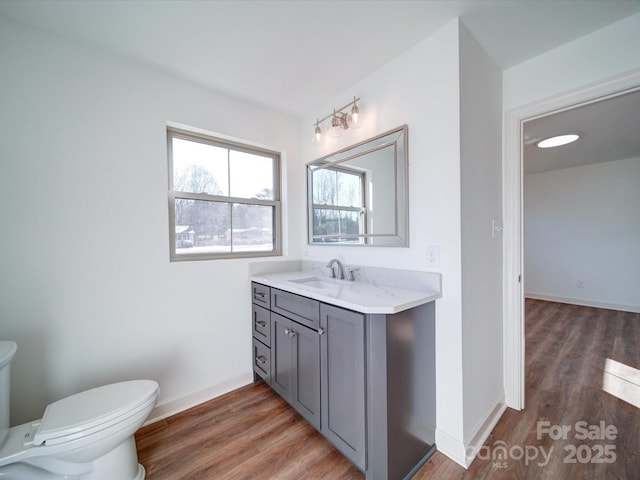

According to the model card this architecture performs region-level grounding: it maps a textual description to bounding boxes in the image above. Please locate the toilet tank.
[0,341,17,429]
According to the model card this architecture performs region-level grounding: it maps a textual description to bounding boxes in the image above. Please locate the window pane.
[336,171,361,207]
[338,210,360,235]
[174,198,231,255]
[312,208,360,241]
[172,138,228,195]
[231,204,274,252]
[229,151,274,200]
[312,168,362,207]
[312,169,336,205]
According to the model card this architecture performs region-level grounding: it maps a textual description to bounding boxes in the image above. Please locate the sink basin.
[289,276,341,289]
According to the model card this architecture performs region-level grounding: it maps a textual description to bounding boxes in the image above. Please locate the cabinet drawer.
[253,338,271,381]
[252,282,270,308]
[252,305,271,346]
[271,288,320,330]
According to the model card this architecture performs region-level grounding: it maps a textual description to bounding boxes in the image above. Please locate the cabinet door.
[270,313,321,429]
[270,313,293,403]
[290,319,321,430]
[320,304,366,470]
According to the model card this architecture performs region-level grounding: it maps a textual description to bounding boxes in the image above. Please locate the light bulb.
[348,100,362,128]
[329,114,342,138]
[312,122,322,144]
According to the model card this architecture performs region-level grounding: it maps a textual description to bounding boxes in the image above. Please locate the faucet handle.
[347,268,360,281]
[326,265,336,278]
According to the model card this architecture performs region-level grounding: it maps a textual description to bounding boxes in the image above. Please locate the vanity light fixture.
[536,134,580,148]
[312,96,363,144]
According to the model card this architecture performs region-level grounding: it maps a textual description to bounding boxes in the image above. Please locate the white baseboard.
[436,395,507,468]
[464,396,507,467]
[525,292,640,313]
[145,371,254,425]
[435,428,467,467]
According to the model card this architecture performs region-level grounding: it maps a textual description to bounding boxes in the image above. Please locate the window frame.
[167,126,282,261]
[309,164,367,244]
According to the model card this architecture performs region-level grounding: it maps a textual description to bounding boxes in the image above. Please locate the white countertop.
[250,270,441,314]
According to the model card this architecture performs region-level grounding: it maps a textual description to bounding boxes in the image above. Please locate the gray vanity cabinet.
[270,310,321,429]
[320,303,366,470]
[251,281,436,480]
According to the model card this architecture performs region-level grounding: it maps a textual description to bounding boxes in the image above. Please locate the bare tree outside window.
[311,166,365,243]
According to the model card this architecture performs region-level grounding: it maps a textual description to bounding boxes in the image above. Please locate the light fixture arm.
[314,97,360,126]
[312,96,362,144]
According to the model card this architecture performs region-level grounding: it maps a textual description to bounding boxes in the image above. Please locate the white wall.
[524,157,640,313]
[301,19,505,465]
[0,18,302,425]
[504,13,640,110]
[302,19,466,457]
[459,23,504,449]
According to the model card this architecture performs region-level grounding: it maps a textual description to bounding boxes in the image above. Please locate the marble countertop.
[250,269,441,314]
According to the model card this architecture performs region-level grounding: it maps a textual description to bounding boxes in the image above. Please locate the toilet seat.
[33,380,158,446]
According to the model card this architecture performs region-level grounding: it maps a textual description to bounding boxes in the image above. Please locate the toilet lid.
[33,380,159,446]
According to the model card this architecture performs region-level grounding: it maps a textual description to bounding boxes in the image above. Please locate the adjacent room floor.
[136,300,640,479]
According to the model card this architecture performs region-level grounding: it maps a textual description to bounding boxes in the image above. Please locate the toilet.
[0,341,159,479]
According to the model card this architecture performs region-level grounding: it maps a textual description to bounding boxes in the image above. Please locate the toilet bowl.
[0,342,159,479]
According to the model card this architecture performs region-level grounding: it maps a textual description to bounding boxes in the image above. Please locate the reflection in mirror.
[307,125,408,246]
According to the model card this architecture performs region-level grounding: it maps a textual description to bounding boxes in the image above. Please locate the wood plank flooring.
[136,300,640,479]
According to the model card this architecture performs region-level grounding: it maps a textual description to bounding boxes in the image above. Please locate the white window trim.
[167,126,282,261]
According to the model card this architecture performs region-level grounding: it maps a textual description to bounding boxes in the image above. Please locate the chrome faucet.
[326,258,345,280]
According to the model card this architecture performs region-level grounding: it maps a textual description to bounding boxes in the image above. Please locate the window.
[167,127,281,261]
[310,165,366,244]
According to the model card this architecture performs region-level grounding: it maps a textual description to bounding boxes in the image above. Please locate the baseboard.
[463,396,507,467]
[145,371,253,425]
[436,395,507,469]
[525,292,640,313]
[435,428,467,467]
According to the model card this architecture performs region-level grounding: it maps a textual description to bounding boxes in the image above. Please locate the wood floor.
[136,300,640,479]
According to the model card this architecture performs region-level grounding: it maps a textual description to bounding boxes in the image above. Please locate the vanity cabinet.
[250,281,436,480]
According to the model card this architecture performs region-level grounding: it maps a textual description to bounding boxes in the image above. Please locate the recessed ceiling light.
[536,134,580,148]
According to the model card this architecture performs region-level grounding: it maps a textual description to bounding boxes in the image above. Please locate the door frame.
[502,67,640,410]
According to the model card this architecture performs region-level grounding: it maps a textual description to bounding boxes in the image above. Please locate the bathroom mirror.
[307,125,408,246]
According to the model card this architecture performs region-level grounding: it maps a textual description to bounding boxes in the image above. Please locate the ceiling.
[1,0,639,117]
[1,0,639,174]
[523,89,640,174]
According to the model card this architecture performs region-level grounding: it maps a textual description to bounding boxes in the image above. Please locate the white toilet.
[0,341,159,479]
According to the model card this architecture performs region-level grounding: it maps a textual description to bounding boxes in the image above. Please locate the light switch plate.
[492,219,503,239]
[426,245,440,268]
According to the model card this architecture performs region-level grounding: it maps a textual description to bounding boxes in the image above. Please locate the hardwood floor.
[136,300,639,479]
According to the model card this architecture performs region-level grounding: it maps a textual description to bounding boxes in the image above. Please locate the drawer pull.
[256,321,267,328]
[255,355,267,365]
[254,292,266,299]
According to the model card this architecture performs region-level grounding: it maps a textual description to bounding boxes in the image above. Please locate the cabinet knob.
[318,328,325,335]
[284,328,296,338]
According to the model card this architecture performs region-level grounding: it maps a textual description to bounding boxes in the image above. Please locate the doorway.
[503,70,640,410]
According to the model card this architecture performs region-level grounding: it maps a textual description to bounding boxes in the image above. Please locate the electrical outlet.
[426,245,440,268]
